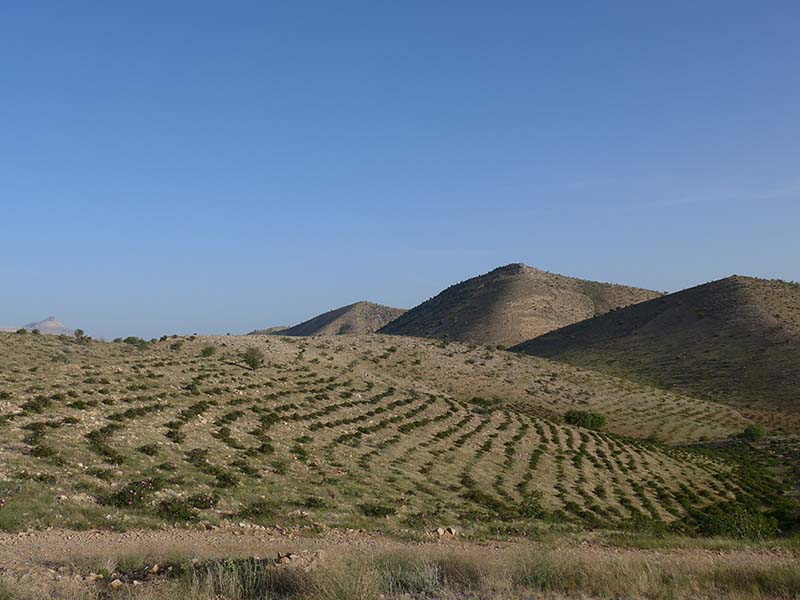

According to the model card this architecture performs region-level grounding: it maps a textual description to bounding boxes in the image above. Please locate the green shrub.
[240,499,276,520]
[243,347,265,370]
[358,503,397,518]
[136,444,159,456]
[691,502,779,540]
[519,493,546,519]
[188,493,219,509]
[742,423,765,442]
[564,410,606,430]
[157,498,197,521]
[303,495,328,509]
[200,345,217,357]
[105,479,163,509]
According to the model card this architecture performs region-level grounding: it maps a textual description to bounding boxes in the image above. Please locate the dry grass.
[4,543,799,599]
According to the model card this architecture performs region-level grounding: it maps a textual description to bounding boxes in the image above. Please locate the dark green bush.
[136,444,159,456]
[564,410,606,430]
[303,495,328,509]
[358,503,397,517]
[105,478,163,509]
[123,336,147,348]
[157,498,197,521]
[518,493,546,519]
[240,499,276,520]
[188,493,219,509]
[742,423,765,442]
[200,345,217,357]
[691,502,779,540]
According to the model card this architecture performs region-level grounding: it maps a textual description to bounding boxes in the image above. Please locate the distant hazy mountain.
[379,263,660,347]
[0,316,75,335]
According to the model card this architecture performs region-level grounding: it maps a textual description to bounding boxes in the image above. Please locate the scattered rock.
[109,579,124,589]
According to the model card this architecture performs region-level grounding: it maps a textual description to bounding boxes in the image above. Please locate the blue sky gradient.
[1,1,798,338]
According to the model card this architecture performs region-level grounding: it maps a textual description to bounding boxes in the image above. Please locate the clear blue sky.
[1,1,798,339]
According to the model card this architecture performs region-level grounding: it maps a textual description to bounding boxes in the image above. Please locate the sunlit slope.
[0,333,757,533]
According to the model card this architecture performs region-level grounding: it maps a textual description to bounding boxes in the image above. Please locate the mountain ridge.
[274,301,406,336]
[512,274,800,412]
[379,263,661,347]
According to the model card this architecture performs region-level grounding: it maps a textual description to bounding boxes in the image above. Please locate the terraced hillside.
[513,276,800,424]
[0,332,775,537]
[379,263,661,347]
[271,301,406,336]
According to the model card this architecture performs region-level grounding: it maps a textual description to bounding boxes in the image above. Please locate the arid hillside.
[0,332,767,539]
[513,276,800,415]
[273,301,406,336]
[379,264,661,347]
